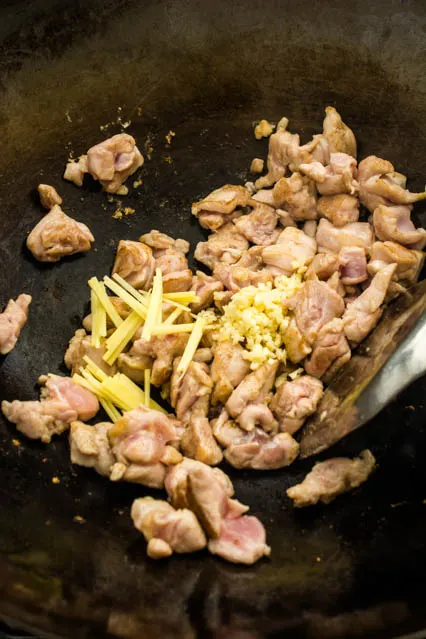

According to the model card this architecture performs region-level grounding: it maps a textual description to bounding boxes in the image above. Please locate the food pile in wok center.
[1,107,425,564]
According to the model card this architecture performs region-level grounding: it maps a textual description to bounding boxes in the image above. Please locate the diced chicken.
[63,155,88,187]
[0,294,31,355]
[234,202,280,246]
[208,515,270,565]
[194,224,249,270]
[85,133,144,194]
[272,172,317,221]
[316,218,373,254]
[270,375,323,434]
[287,450,376,507]
[317,194,359,227]
[304,318,351,381]
[26,206,94,262]
[250,158,264,174]
[226,362,278,419]
[123,333,189,385]
[373,205,426,249]
[112,240,155,290]
[180,415,223,466]
[192,185,250,231]
[108,406,180,488]
[211,341,251,405]
[139,230,190,255]
[131,497,207,558]
[70,421,115,476]
[193,348,213,363]
[358,156,426,212]
[262,227,317,276]
[338,247,368,285]
[214,290,233,311]
[252,188,277,208]
[139,231,192,292]
[170,359,213,424]
[64,328,116,376]
[342,263,397,344]
[282,316,312,363]
[190,271,224,313]
[326,271,346,297]
[224,427,299,470]
[287,278,345,345]
[368,241,424,286]
[305,253,339,281]
[213,246,273,292]
[37,184,62,210]
[300,153,358,196]
[1,374,99,443]
[322,106,357,158]
[303,220,317,238]
[165,457,233,509]
[237,403,278,433]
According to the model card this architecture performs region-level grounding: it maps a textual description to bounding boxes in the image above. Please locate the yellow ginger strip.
[91,289,107,348]
[73,373,99,395]
[142,268,163,341]
[99,398,121,422]
[163,307,183,325]
[111,273,149,307]
[163,292,199,304]
[177,315,205,377]
[88,277,123,328]
[151,323,194,336]
[83,356,108,381]
[103,311,143,365]
[144,369,151,408]
[103,276,147,319]
[115,373,166,413]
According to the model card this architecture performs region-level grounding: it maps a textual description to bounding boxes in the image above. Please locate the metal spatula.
[299,279,426,459]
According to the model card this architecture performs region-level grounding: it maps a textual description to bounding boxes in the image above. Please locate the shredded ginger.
[216,271,305,369]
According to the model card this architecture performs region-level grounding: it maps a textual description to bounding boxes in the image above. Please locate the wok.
[1,1,426,637]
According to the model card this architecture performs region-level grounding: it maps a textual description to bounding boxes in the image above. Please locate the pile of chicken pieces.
[1,106,425,565]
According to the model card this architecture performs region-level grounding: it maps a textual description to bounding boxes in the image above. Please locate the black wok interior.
[1,1,426,637]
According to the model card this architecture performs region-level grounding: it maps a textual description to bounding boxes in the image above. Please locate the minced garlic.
[215,271,305,369]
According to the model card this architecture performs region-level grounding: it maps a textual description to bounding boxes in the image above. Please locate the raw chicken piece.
[322,106,357,158]
[0,294,31,355]
[316,218,373,254]
[70,421,115,476]
[368,241,424,286]
[193,348,213,363]
[64,328,116,376]
[26,206,94,262]
[262,227,317,276]
[252,188,277,208]
[123,333,189,386]
[342,263,397,344]
[190,271,224,313]
[37,184,62,210]
[373,205,426,249]
[211,341,251,405]
[192,185,251,231]
[214,291,233,310]
[131,497,207,558]
[213,247,273,292]
[194,224,249,270]
[234,202,280,246]
[208,515,270,565]
[303,220,317,238]
[358,156,426,212]
[305,253,339,281]
[1,374,99,443]
[224,428,300,470]
[237,403,278,433]
[287,450,376,507]
[327,271,346,297]
[304,318,351,381]
[317,194,359,227]
[140,230,192,292]
[139,230,190,255]
[165,457,233,509]
[300,153,358,196]
[180,415,223,466]
[112,240,155,290]
[270,375,323,434]
[338,247,368,285]
[287,278,345,345]
[85,133,144,194]
[170,359,213,424]
[272,172,317,221]
[282,316,312,363]
[108,406,180,489]
[226,362,278,419]
[63,155,88,187]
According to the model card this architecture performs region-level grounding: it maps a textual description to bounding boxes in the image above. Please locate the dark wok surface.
[1,1,426,637]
